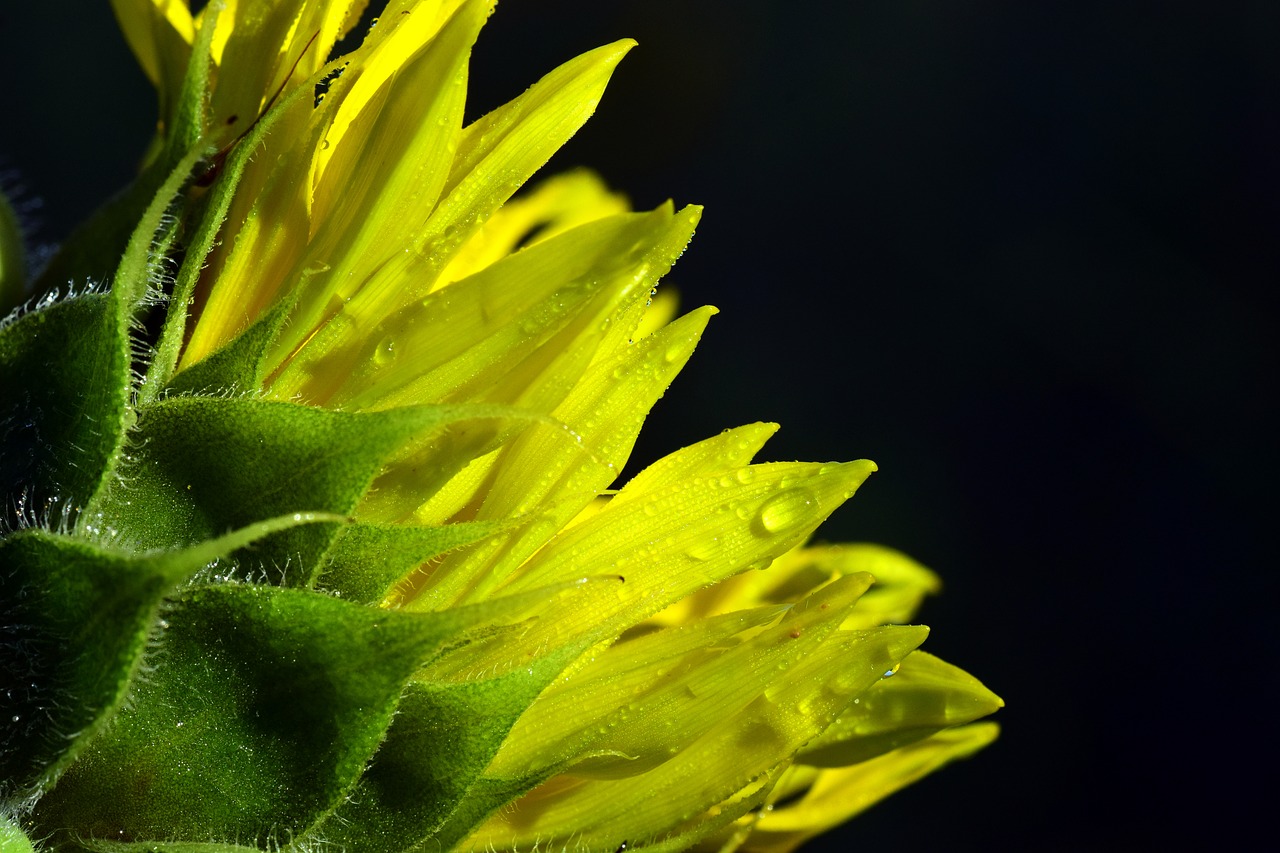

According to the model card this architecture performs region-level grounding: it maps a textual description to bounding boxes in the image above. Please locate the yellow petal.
[487,574,876,781]
[110,0,194,124]
[311,205,700,410]
[435,169,630,288]
[467,623,927,851]
[400,305,717,609]
[182,1,483,365]
[747,723,1001,853]
[647,541,941,632]
[480,458,876,644]
[798,650,1004,767]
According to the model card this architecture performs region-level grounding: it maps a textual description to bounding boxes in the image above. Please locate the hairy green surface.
[0,295,128,530]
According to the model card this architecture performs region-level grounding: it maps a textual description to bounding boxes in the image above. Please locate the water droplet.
[373,336,397,365]
[686,537,718,562]
[320,138,330,149]
[752,488,817,535]
[882,663,900,678]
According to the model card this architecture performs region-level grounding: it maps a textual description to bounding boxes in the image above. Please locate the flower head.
[0,2,1000,851]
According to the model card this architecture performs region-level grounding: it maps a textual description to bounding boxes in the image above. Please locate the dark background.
[4,1,1276,849]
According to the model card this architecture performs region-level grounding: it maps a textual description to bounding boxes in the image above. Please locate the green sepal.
[160,292,297,397]
[160,0,217,164]
[110,146,205,316]
[88,398,519,586]
[305,578,628,851]
[0,514,329,800]
[0,293,128,530]
[0,813,37,853]
[309,641,588,853]
[35,577,612,850]
[31,583,466,846]
[423,775,531,853]
[797,650,1004,768]
[79,843,262,853]
[318,517,518,604]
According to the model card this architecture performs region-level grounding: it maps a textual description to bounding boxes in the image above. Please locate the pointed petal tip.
[890,624,931,658]
[583,38,639,72]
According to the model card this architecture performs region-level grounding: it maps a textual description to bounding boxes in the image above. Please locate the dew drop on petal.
[753,488,817,535]
[373,336,397,365]
[685,537,718,562]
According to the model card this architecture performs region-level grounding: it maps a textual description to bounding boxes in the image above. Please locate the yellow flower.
[0,2,1000,851]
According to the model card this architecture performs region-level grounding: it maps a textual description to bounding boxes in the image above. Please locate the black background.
[4,1,1276,849]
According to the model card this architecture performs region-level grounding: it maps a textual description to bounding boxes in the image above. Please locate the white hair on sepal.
[141,217,179,305]
[2,487,36,534]
[0,277,110,332]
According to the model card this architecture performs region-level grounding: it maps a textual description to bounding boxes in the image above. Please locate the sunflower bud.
[0,2,1000,850]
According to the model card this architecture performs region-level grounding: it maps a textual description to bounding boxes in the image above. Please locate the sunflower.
[0,2,1000,851]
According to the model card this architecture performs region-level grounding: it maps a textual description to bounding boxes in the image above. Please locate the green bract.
[0,2,1001,851]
